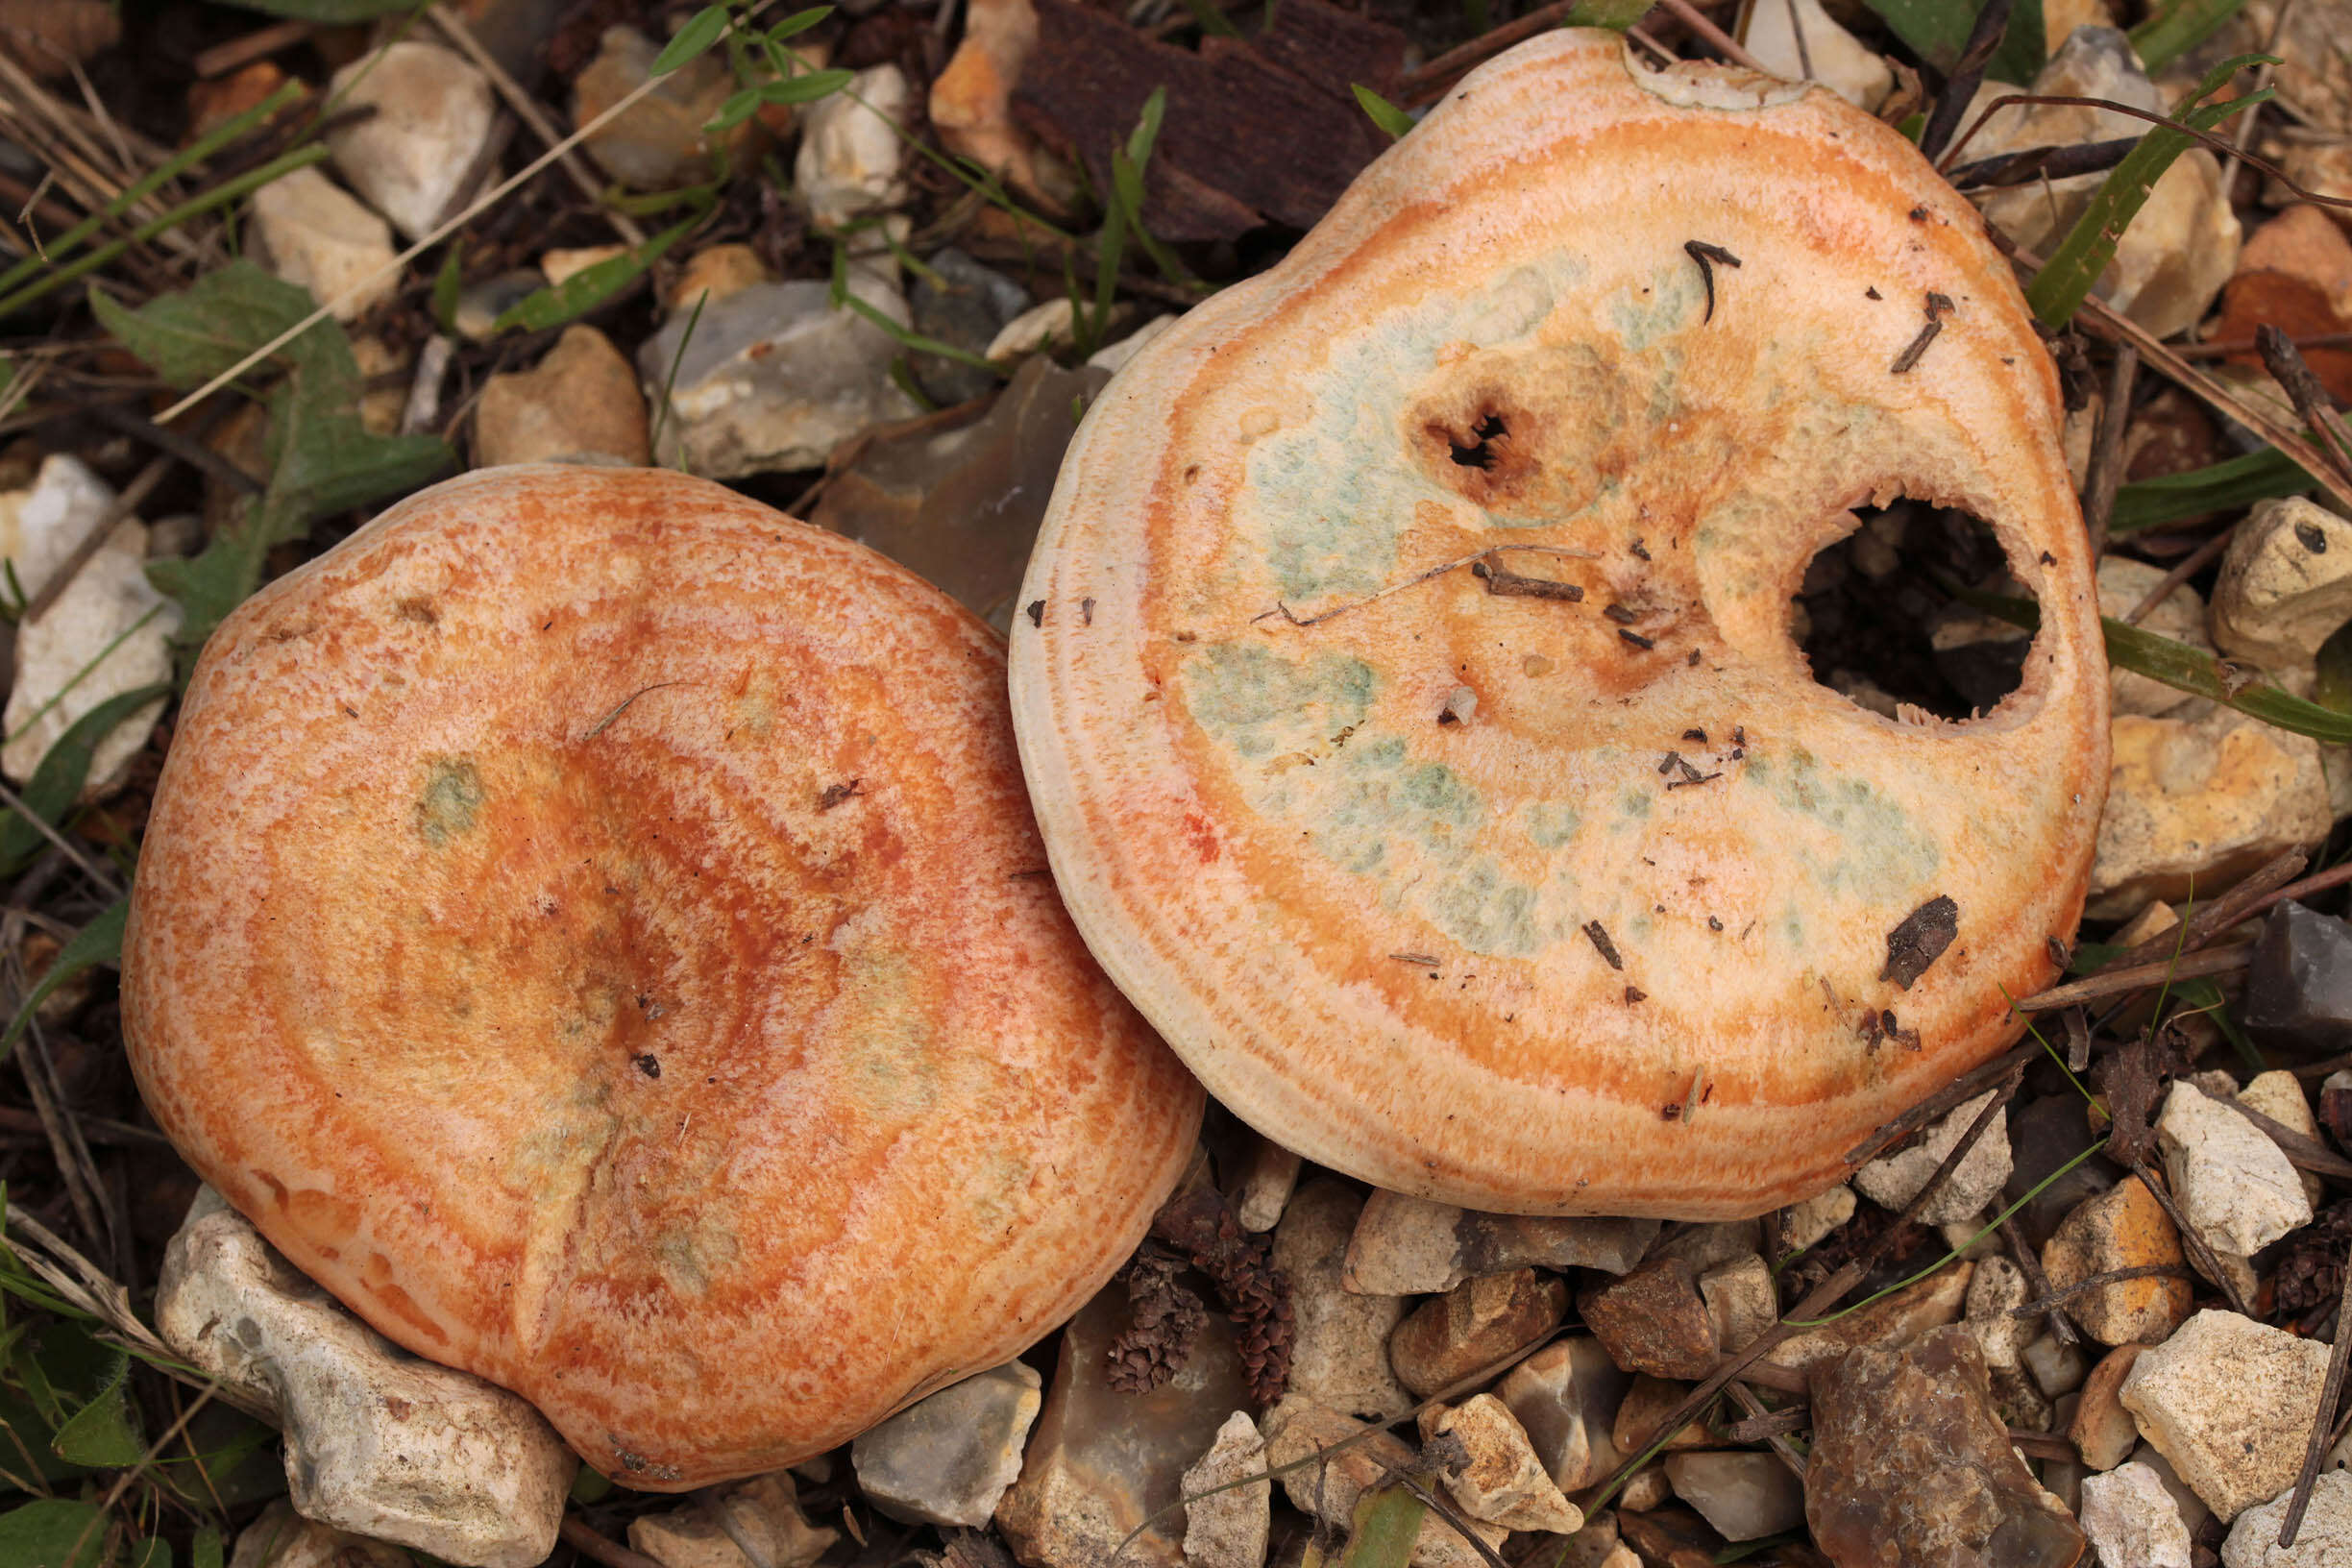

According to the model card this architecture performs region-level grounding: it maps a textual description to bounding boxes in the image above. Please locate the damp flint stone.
[2241,901,2352,1061]
[1579,1257,1718,1381]
[851,1360,1041,1526]
[1807,1326,2087,1567]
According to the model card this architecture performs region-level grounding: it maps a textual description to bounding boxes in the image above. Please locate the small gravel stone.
[1580,1257,1717,1380]
[2120,1309,2331,1521]
[851,1360,1039,1527]
[1420,1393,1582,1534]
[1665,1451,1805,1542]
[2223,1469,2352,1566]
[1271,1179,1411,1421]
[2079,1460,2193,1568]
[1181,1410,1268,1568]
[1854,1088,2014,1224]
[2157,1080,2312,1256]
[1494,1335,1633,1492]
[2070,1344,2145,1470]
[2041,1176,2193,1346]
[1387,1267,1566,1398]
[1342,1191,1655,1293]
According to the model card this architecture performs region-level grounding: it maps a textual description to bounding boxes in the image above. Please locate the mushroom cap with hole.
[123,465,1205,1488]
[1009,32,2107,1218]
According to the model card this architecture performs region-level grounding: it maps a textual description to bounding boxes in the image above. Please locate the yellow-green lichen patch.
[416,755,485,846]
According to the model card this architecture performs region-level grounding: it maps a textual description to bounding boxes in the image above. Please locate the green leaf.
[2131,0,2247,71]
[50,1344,140,1469]
[653,4,730,74]
[2025,57,2274,329]
[0,1384,90,1489]
[758,67,851,105]
[1563,0,1658,25]
[1353,85,1415,139]
[1854,0,2045,90]
[1960,588,2352,744]
[492,215,698,334]
[191,1529,223,1568]
[1337,1489,1424,1568]
[766,6,832,42]
[2109,447,2315,534]
[129,1538,171,1568]
[87,262,318,391]
[0,685,172,879]
[569,1467,613,1505]
[430,241,465,336]
[706,86,766,135]
[1,897,127,1053]
[0,1500,105,1568]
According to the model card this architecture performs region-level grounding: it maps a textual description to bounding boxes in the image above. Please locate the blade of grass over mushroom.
[1112,88,1192,289]
[491,211,701,333]
[1855,0,2045,89]
[1954,587,2352,744]
[2023,57,2274,330]
[2130,0,2247,72]
[2109,447,2316,533]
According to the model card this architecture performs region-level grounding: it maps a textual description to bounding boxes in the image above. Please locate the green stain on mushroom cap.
[416,756,485,845]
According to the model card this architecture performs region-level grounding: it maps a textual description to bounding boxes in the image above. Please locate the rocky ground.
[9,0,2352,1566]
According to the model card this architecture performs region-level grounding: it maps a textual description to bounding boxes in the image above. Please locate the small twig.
[1254,546,1594,631]
[2132,1159,2255,1317]
[1999,1213,2078,1347]
[0,775,121,898]
[2178,331,2352,359]
[2082,343,2138,559]
[1947,136,2140,189]
[1844,1039,2036,1164]
[1401,0,1581,94]
[1722,1377,1807,1478]
[2014,944,2252,1011]
[1939,93,2347,207]
[2281,1234,2351,1548]
[2099,849,2308,975]
[2258,327,2352,487]
[561,1518,669,1568]
[2190,1079,2352,1180]
[1916,0,2011,163]
[2247,861,2352,931]
[19,446,173,625]
[2123,526,2235,625]
[1654,0,1768,71]
[2004,1262,2193,1317]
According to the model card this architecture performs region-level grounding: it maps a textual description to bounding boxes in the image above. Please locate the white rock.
[2157,1080,2312,1257]
[1182,1410,1270,1568]
[2241,1068,2327,1208]
[1970,29,2240,339]
[1420,1393,1581,1534]
[326,42,497,240]
[1263,1394,1507,1568]
[2089,702,2333,920]
[637,274,919,478]
[2224,1469,2352,1566]
[246,166,399,322]
[1233,1134,1302,1234]
[2099,556,2215,717]
[1781,1183,1855,1252]
[2212,497,2352,687]
[796,64,909,233]
[1,519,179,796]
[1965,1253,2033,1367]
[155,1191,574,1568]
[850,1360,1040,1527]
[1854,1088,2013,1225]
[230,1500,411,1568]
[1272,1179,1413,1421]
[0,453,111,604]
[988,297,1083,364]
[2080,1460,2193,1568]
[2120,1309,2331,1521]
[1698,1254,1776,1355]
[1740,0,1892,110]
[627,1473,838,1568]
[1662,1451,1806,1541]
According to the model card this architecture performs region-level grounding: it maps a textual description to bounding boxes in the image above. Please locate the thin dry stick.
[192,18,313,80]
[8,1000,105,1249]
[2193,1080,2352,1180]
[2260,326,2352,484]
[1403,0,1582,90]
[2095,847,2307,974]
[561,1517,669,1568]
[1939,93,2352,211]
[2181,331,2352,358]
[2082,343,2138,558]
[2247,861,2352,926]
[2004,1262,2194,1318]
[1655,0,1767,71]
[0,775,121,897]
[1594,1068,2023,1507]
[2122,525,2235,625]
[155,0,788,429]
[2233,0,2297,157]
[2281,1235,2352,1548]
[1844,1038,2036,1164]
[1999,1212,2078,1347]
[426,3,649,249]
[2015,944,2252,1011]
[2134,1158,2256,1317]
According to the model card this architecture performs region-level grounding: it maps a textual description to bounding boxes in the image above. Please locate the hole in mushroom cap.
[1791,500,2036,723]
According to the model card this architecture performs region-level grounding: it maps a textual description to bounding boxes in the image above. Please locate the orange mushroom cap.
[1010,33,2108,1218]
[125,465,1204,1487]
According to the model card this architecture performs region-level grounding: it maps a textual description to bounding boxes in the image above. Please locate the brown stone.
[2070,1343,2145,1471]
[995,1286,1251,1568]
[1614,1505,1723,1568]
[1418,1393,1582,1533]
[1610,1374,1718,1455]
[1261,1394,1506,1568]
[1494,1335,1632,1493]
[1387,1267,1567,1398]
[1805,1326,2088,1568]
[1759,1263,1972,1375]
[1580,1258,1717,1381]
[473,326,650,469]
[1264,1178,1411,1423]
[2040,1175,2193,1346]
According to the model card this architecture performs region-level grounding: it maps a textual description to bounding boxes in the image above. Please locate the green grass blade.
[2109,447,2315,534]
[2131,0,2247,71]
[2025,57,2274,330]
[1353,85,1415,139]
[0,684,173,878]
[491,212,698,333]
[653,4,730,74]
[1338,1488,1424,1568]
